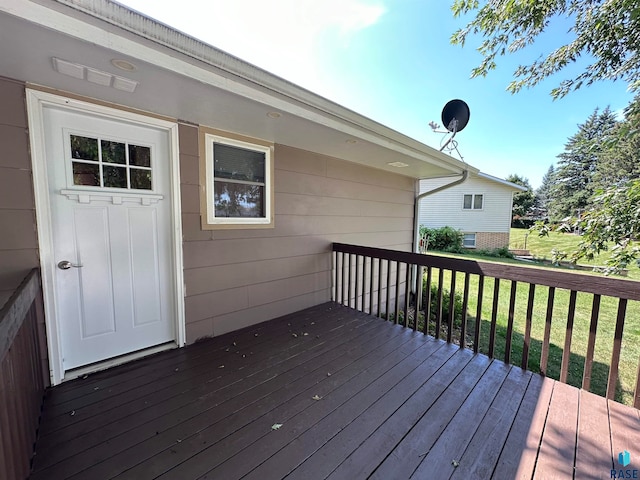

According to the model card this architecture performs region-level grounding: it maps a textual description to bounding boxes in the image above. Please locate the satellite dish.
[441,99,470,133]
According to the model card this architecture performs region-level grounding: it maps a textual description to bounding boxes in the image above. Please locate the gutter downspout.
[413,170,469,253]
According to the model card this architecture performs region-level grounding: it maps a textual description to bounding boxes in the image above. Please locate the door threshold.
[61,342,178,382]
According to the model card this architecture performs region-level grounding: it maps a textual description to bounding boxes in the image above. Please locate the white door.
[42,105,176,371]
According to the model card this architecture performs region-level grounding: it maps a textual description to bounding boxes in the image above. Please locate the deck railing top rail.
[333,243,640,301]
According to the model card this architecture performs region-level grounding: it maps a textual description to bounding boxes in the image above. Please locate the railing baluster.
[474,275,484,354]
[607,298,628,400]
[404,263,411,327]
[540,286,556,376]
[521,283,536,370]
[394,261,401,325]
[362,256,367,312]
[435,269,444,340]
[369,257,374,315]
[377,258,383,318]
[341,252,347,306]
[504,280,517,364]
[420,266,427,333]
[355,254,361,311]
[488,278,500,359]
[460,272,470,349]
[332,251,336,302]
[447,271,457,343]
[348,253,353,308]
[385,260,392,321]
[560,290,578,383]
[582,294,601,391]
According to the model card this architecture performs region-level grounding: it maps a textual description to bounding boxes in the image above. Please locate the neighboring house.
[0,0,478,385]
[418,172,527,250]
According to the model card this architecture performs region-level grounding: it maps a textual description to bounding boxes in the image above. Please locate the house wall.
[0,77,40,308]
[179,124,415,341]
[419,175,515,242]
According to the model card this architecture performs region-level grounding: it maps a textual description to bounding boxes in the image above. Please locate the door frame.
[26,89,186,385]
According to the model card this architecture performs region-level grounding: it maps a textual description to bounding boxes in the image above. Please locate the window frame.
[463,233,477,248]
[463,193,484,211]
[200,128,274,229]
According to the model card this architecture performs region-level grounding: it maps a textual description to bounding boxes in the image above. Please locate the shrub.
[415,283,466,337]
[420,226,464,253]
[475,247,514,259]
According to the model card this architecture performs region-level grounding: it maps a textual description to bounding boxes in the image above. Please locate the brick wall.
[474,232,510,250]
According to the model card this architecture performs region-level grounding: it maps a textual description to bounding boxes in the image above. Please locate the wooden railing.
[332,243,640,407]
[0,269,46,480]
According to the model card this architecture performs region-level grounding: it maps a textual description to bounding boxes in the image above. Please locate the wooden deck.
[30,302,640,479]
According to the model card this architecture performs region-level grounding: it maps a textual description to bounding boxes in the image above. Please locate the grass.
[423,228,640,406]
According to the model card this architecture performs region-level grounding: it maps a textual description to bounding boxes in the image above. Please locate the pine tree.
[550,107,618,220]
[535,165,555,217]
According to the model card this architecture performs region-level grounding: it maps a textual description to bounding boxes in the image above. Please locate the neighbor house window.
[202,130,274,228]
[463,233,477,248]
[463,194,483,210]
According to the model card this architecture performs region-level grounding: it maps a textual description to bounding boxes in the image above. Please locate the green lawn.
[424,229,640,405]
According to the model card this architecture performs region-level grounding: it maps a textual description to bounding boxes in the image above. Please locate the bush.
[416,283,466,337]
[419,226,463,253]
[475,247,514,259]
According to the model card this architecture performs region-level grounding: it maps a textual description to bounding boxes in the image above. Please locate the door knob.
[57,260,83,270]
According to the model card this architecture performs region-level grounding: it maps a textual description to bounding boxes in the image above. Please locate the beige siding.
[180,125,414,340]
[0,77,39,309]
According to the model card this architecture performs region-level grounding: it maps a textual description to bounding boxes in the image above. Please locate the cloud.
[119,0,386,94]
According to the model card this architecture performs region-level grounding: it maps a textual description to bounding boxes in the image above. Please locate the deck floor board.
[30,302,640,480]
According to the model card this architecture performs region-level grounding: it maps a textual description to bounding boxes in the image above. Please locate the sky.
[118,0,634,188]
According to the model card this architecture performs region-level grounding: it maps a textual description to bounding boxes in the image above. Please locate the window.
[463,194,483,210]
[69,134,152,190]
[463,233,476,248]
[202,130,274,228]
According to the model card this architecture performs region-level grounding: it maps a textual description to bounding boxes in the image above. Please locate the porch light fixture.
[52,58,139,93]
[388,161,409,168]
[266,111,281,118]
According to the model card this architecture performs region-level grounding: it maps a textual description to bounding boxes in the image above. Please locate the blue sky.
[119,0,634,188]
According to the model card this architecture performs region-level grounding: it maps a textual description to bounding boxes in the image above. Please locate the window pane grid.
[70,134,152,191]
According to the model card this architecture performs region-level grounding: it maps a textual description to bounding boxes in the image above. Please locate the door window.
[70,134,152,190]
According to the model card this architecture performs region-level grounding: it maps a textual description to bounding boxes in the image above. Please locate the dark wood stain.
[30,303,640,480]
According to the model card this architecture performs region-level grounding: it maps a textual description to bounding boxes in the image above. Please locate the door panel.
[43,105,176,371]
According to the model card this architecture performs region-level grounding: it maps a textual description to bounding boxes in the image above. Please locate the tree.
[506,174,535,224]
[537,180,640,274]
[535,165,556,215]
[549,107,617,220]
[451,0,640,98]
[593,96,640,190]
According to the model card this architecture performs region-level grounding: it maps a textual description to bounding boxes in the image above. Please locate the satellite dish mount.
[429,99,470,160]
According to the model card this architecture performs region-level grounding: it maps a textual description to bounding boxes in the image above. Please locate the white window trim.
[463,233,477,248]
[463,193,484,211]
[202,132,274,228]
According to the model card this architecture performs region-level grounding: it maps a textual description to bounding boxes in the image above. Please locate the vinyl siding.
[419,174,515,234]
[180,124,414,340]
